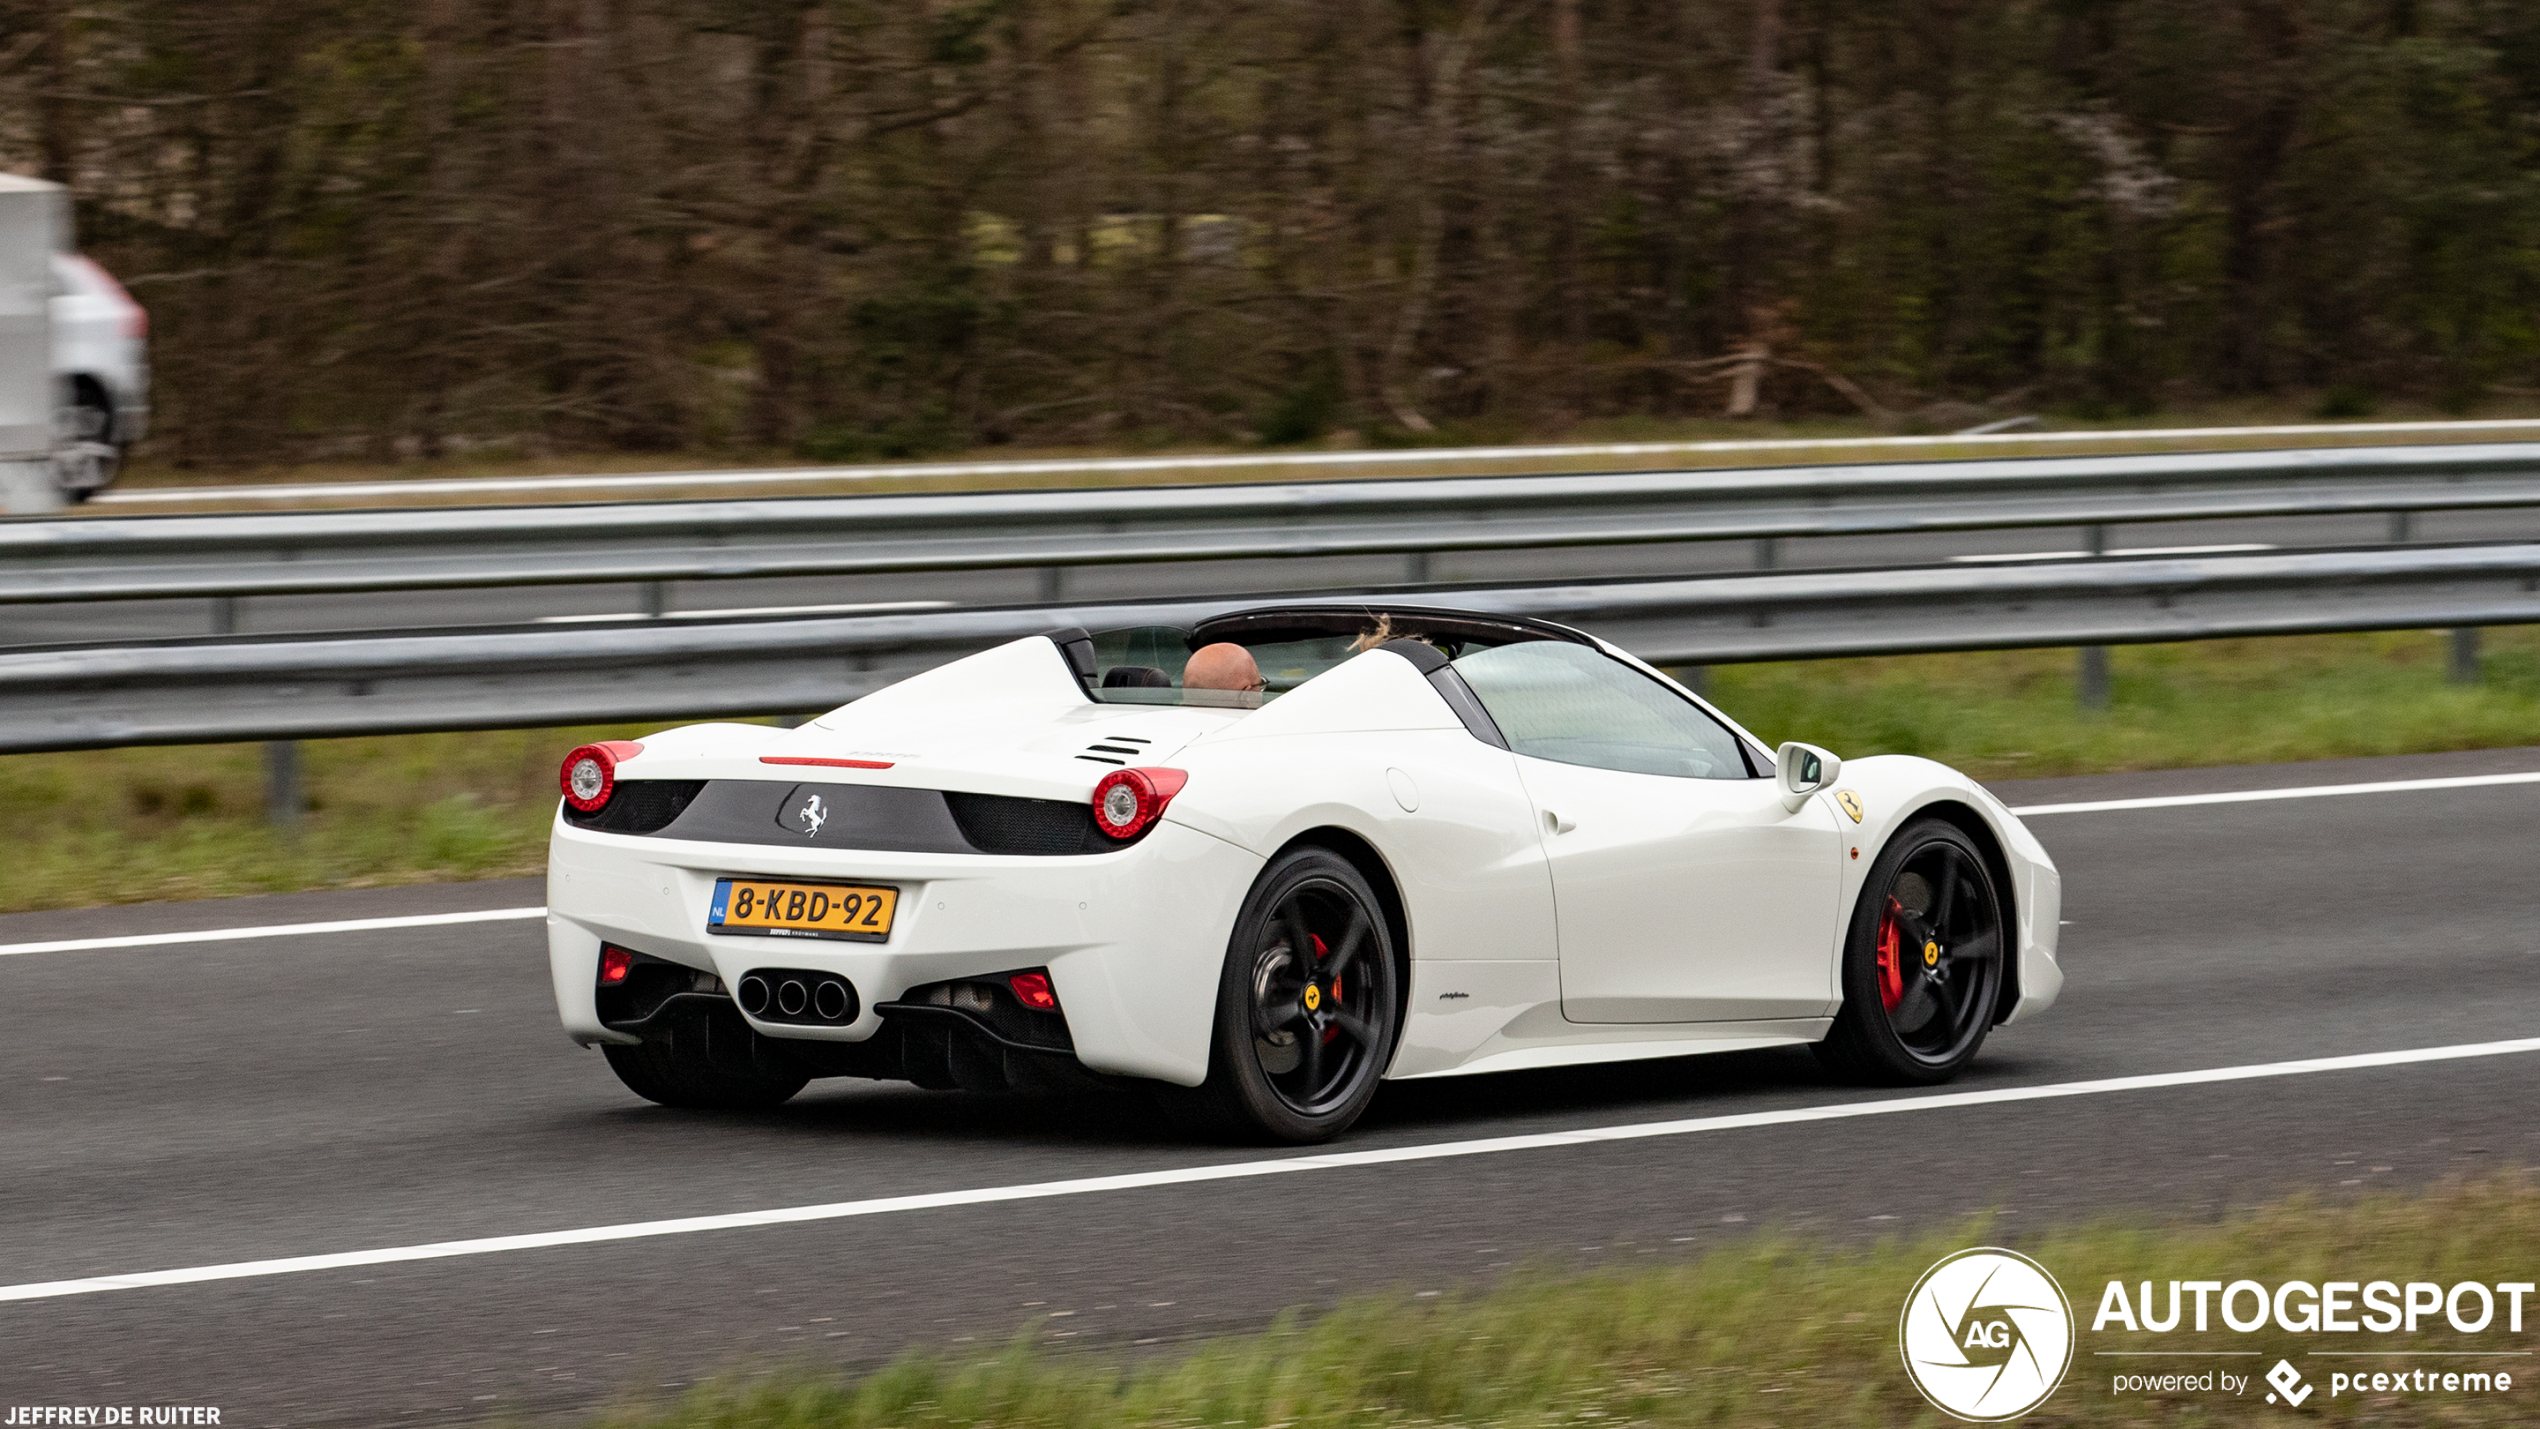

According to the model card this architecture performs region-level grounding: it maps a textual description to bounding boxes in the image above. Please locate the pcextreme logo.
[1900,1247,2077,1421]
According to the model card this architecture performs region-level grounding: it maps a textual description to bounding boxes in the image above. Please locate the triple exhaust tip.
[738,972,855,1023]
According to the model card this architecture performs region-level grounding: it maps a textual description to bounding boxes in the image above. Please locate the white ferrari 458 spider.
[547,603,2062,1142]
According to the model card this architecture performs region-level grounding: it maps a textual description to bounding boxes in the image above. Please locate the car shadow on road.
[582,1040,2066,1151]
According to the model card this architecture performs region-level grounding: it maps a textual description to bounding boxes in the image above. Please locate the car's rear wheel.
[1815,818,2006,1085]
[1178,847,1401,1143]
[601,1003,809,1110]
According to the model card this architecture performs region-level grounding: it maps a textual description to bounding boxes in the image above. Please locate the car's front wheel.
[1815,817,2007,1084]
[601,1002,809,1110]
[1180,847,1401,1143]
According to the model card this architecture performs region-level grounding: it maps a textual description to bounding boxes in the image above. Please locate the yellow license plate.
[710,878,898,942]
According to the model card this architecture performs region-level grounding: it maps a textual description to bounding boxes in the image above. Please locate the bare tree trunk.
[1379,0,1493,435]
[1548,0,1582,408]
[1726,0,1784,417]
[2217,0,2304,390]
[37,0,70,184]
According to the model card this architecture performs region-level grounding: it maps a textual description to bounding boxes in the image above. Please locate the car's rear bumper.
[547,812,1259,1086]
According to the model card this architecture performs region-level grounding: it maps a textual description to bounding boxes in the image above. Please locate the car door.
[1449,640,1844,1023]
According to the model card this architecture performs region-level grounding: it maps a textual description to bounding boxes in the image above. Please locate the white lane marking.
[92,418,2540,505]
[4,1036,2535,1305]
[0,906,546,958]
[2010,770,2540,816]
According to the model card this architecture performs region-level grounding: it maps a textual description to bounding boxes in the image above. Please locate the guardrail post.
[2450,628,2482,684]
[2078,523,2111,711]
[2389,511,2415,543]
[638,581,668,618]
[264,740,303,830]
[2077,647,2112,711]
[1405,550,1432,584]
[211,596,239,635]
[1037,567,1067,603]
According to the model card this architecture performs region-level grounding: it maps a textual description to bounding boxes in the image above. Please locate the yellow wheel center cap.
[1303,984,1322,1011]
[1923,941,1940,966]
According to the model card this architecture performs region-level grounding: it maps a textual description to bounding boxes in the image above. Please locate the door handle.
[1544,809,1577,835]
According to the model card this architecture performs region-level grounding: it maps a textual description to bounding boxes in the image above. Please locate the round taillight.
[1089,767,1189,841]
[559,740,644,813]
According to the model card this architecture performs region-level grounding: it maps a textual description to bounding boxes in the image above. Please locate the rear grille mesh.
[943,792,1103,855]
[565,779,705,833]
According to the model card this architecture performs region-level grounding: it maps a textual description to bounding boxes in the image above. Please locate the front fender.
[1825,756,2063,1025]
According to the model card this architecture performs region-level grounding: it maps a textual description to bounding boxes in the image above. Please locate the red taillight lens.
[1090,767,1189,840]
[558,740,644,812]
[598,945,633,985]
[1008,971,1058,1011]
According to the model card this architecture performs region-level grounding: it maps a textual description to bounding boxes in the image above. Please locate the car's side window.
[1450,641,1756,780]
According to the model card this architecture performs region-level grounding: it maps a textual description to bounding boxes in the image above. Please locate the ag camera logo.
[1901,1247,2076,1421]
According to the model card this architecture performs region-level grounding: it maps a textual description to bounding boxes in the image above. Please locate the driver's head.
[1182,642,1263,703]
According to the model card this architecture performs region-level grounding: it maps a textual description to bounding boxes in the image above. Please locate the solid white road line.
[2008,770,2540,816]
[92,418,2540,505]
[0,906,546,958]
[5,1036,2536,1305]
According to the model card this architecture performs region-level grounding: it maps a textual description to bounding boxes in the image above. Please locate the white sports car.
[546,603,2063,1142]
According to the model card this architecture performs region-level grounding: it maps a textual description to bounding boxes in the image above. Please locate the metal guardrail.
[9,542,2538,753]
[8,442,2540,603]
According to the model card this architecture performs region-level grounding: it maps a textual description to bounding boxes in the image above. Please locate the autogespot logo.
[1901,1248,2077,1421]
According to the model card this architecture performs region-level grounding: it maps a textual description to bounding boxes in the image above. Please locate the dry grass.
[578,1177,2540,1429]
[104,399,2540,512]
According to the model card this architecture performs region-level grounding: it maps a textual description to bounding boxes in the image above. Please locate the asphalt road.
[4,745,2539,1424]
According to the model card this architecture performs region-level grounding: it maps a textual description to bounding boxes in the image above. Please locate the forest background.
[4,0,2537,467]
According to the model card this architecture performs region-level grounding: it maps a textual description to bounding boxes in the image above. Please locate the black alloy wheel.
[1816,817,2006,1084]
[1181,847,1401,1142]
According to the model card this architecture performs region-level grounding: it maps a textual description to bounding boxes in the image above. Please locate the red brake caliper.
[1876,899,1905,1012]
[1312,933,1341,1043]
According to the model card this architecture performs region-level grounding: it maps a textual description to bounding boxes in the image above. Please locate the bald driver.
[1182,642,1265,708]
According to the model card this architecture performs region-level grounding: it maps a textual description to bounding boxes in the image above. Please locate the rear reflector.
[1008,971,1058,1011]
[598,945,632,985]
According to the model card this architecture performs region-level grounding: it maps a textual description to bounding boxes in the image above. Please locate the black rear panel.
[569,778,1122,855]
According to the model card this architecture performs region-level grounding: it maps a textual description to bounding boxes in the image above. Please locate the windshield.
[1087,626,1362,708]
[1087,623,1445,708]
[1085,612,1577,709]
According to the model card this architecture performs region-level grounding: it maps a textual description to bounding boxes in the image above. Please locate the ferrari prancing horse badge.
[1836,790,1864,823]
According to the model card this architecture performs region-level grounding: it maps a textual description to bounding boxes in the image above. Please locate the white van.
[51,252,147,501]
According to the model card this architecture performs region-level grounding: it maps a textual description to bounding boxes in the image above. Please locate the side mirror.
[1775,741,1842,813]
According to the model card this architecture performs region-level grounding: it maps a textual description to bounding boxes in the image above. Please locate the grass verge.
[0,722,663,912]
[586,1177,2539,1428]
[4,627,2537,914]
[1711,626,2540,783]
